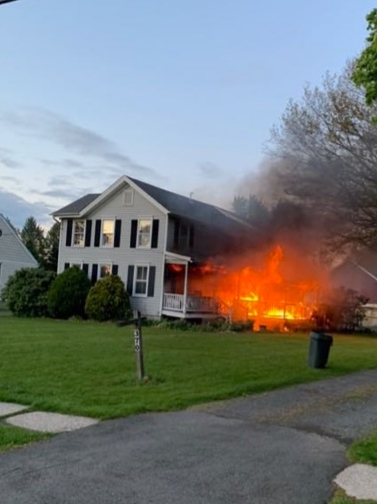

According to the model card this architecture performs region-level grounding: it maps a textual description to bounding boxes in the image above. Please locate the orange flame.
[184,245,323,330]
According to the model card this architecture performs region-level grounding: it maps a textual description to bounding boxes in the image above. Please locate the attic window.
[123,189,134,206]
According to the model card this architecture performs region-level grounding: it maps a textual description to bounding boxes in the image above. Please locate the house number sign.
[134,328,141,352]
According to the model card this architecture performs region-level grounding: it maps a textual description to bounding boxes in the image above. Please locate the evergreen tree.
[21,216,46,265]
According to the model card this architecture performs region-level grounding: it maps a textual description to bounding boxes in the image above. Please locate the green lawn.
[331,490,377,504]
[2,317,377,420]
[348,429,377,467]
[0,424,50,453]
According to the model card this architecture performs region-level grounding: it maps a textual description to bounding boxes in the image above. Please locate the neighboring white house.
[0,213,39,294]
[52,175,255,319]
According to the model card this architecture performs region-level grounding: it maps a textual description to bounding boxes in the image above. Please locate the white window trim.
[100,219,115,248]
[123,189,134,206]
[133,264,150,298]
[137,218,153,249]
[98,263,112,279]
[72,219,86,248]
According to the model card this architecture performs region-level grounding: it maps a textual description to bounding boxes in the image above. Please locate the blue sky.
[0,0,375,227]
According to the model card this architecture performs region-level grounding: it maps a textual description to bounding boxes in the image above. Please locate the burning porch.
[162,247,322,329]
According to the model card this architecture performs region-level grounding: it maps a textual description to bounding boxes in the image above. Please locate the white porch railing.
[163,293,185,311]
[163,293,219,313]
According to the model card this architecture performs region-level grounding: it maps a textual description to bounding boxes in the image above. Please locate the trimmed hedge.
[48,267,91,319]
[85,275,130,322]
[1,267,56,317]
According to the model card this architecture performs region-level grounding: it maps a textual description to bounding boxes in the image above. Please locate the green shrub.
[85,275,130,322]
[48,267,91,319]
[1,267,56,317]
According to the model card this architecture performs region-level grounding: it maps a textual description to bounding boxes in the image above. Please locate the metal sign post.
[133,310,145,380]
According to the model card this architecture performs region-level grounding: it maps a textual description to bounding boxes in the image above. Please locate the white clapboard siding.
[0,215,38,292]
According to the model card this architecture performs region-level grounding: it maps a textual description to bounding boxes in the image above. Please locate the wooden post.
[183,262,188,315]
[133,310,145,380]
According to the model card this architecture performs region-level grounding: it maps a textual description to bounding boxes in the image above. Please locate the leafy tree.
[352,9,377,108]
[47,267,91,319]
[21,216,46,265]
[85,275,130,322]
[267,62,377,249]
[1,267,56,317]
[45,221,60,272]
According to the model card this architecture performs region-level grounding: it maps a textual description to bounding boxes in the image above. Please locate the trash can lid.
[310,332,333,343]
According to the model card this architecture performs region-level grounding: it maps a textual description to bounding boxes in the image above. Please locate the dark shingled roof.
[52,193,100,216]
[128,176,252,234]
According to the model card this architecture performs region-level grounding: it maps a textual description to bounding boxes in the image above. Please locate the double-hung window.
[101,220,115,247]
[99,264,112,278]
[133,265,149,296]
[73,220,85,247]
[137,219,152,248]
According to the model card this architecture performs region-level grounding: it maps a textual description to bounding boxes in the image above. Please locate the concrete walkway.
[0,402,98,433]
[335,464,377,500]
[1,371,377,503]
[0,402,28,417]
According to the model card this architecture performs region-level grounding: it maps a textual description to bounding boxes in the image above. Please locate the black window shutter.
[91,264,98,283]
[148,266,156,297]
[66,219,73,247]
[151,220,159,248]
[127,265,134,294]
[83,263,89,276]
[94,220,101,247]
[84,220,92,247]
[189,224,194,248]
[64,262,70,270]
[173,219,180,248]
[130,220,137,248]
[112,264,118,276]
[114,220,121,247]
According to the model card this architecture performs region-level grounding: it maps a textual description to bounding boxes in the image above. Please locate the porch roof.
[165,251,192,265]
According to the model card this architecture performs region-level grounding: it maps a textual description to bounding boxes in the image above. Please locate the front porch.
[161,252,226,319]
[162,292,221,319]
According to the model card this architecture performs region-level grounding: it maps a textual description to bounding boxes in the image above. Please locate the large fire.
[174,245,325,330]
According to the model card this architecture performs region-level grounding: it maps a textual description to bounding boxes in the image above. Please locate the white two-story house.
[0,213,38,294]
[52,175,255,319]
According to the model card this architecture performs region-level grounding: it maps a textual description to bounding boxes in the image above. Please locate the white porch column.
[183,262,188,316]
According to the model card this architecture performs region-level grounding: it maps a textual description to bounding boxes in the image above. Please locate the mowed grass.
[348,429,377,467]
[0,424,50,453]
[331,489,377,504]
[2,317,377,419]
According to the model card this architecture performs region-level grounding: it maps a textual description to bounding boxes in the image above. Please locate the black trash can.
[308,332,333,369]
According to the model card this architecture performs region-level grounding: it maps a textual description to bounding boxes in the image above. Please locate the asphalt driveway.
[2,369,377,504]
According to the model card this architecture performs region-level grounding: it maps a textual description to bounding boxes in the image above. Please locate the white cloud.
[2,108,158,178]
